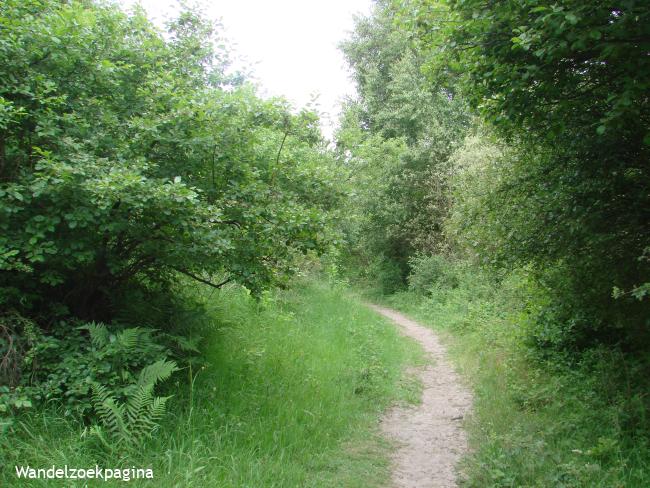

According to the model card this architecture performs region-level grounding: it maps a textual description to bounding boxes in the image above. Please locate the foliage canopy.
[0,0,343,326]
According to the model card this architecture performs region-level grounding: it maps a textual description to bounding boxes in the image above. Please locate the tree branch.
[170,266,233,289]
[276,130,289,167]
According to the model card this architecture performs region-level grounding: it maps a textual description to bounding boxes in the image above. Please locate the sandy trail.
[369,305,473,488]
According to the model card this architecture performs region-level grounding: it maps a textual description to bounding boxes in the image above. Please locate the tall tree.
[338,0,469,288]
[407,0,650,347]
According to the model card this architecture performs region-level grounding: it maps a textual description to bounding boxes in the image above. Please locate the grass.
[1,277,422,487]
[378,266,650,488]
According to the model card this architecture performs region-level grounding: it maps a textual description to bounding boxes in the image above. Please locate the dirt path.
[369,305,473,488]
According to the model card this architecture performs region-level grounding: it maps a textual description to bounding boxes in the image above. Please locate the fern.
[80,322,109,347]
[138,359,177,387]
[125,384,152,427]
[79,324,163,355]
[115,327,141,350]
[131,392,171,439]
[90,359,178,448]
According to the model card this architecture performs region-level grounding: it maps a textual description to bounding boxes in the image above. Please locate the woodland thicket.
[339,0,649,349]
[338,1,649,484]
[1,0,649,485]
[1,0,342,434]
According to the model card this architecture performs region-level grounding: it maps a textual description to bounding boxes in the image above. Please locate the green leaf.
[565,13,578,25]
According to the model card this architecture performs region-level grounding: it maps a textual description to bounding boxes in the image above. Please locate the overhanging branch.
[170,266,233,289]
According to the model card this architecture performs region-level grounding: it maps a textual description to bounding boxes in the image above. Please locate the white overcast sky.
[119,0,373,138]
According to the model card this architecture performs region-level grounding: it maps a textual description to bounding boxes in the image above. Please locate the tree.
[337,0,469,287]
[406,0,650,347]
[0,0,343,325]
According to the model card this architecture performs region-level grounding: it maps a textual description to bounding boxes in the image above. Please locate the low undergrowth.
[1,278,421,487]
[380,261,650,487]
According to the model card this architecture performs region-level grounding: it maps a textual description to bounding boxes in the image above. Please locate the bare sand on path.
[369,305,473,488]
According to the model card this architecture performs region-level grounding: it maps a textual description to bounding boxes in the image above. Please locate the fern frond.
[91,383,113,419]
[148,395,171,423]
[137,359,178,387]
[125,384,153,427]
[91,383,128,442]
[131,395,171,440]
[80,322,109,347]
[116,327,141,350]
[103,397,129,442]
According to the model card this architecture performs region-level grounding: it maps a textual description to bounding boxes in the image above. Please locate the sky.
[119,0,373,138]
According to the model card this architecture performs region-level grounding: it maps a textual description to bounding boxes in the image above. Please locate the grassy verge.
[379,268,650,488]
[1,278,421,487]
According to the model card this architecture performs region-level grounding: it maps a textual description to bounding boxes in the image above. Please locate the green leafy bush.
[21,322,173,418]
[407,253,460,295]
[404,0,650,348]
[0,0,341,320]
[0,0,343,423]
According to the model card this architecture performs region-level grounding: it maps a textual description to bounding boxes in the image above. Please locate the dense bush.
[0,1,340,318]
[0,0,342,430]
[407,253,460,295]
[340,0,649,348]
[404,0,650,348]
[28,323,173,416]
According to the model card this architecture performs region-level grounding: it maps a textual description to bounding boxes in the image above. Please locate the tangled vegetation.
[339,0,649,485]
[1,0,343,432]
[1,0,648,486]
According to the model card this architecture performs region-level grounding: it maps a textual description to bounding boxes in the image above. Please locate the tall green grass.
[382,265,650,488]
[1,278,421,487]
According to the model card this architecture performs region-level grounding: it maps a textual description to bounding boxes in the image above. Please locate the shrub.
[407,254,460,295]
[23,322,174,418]
[0,0,342,426]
